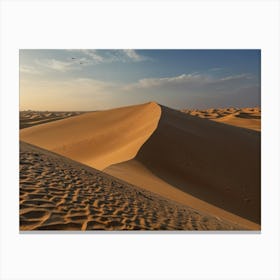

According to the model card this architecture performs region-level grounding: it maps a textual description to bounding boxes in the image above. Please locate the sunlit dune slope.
[20,102,161,169]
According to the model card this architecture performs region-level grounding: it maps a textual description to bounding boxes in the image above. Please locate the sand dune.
[20,111,84,129]
[181,107,261,131]
[20,102,261,230]
[20,142,241,230]
[138,105,260,225]
[20,102,161,169]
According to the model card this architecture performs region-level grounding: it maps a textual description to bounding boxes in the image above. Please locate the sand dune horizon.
[20,101,261,230]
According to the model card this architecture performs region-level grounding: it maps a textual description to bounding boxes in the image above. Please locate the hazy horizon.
[20,49,261,111]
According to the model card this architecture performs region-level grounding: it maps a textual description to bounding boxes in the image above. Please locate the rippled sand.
[20,142,243,231]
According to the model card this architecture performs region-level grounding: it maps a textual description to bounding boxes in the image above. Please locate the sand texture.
[20,111,84,129]
[20,102,261,230]
[20,142,242,230]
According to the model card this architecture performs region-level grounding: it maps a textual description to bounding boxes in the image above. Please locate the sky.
[20,49,260,111]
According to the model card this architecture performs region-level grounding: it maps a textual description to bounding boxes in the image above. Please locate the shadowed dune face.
[20,102,161,169]
[134,105,261,224]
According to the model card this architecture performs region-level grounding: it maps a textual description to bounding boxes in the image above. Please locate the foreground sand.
[20,102,261,230]
[20,142,242,230]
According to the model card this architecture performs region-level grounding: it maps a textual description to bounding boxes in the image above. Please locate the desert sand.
[20,103,161,170]
[20,111,84,129]
[181,107,261,131]
[20,102,261,230]
[20,142,241,230]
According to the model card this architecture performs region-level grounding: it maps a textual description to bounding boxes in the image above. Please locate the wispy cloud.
[209,67,223,72]
[35,59,80,72]
[124,73,207,90]
[77,50,105,63]
[219,73,253,81]
[20,65,40,75]
[66,49,150,65]
[121,50,148,62]
[125,72,254,90]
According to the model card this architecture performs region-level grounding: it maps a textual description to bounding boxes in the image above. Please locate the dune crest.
[20,102,161,170]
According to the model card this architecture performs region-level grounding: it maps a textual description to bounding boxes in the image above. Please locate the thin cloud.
[81,50,104,62]
[66,49,150,64]
[142,73,206,88]
[125,73,209,90]
[219,73,253,81]
[121,49,148,62]
[35,59,80,72]
[123,72,257,96]
[209,67,223,72]
[127,73,254,88]
[20,65,40,75]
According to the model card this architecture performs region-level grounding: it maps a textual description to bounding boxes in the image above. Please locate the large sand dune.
[20,102,161,169]
[20,102,261,230]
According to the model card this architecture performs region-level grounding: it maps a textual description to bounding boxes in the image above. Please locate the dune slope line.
[20,102,161,170]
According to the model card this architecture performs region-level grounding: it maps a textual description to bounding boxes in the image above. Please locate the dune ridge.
[20,102,261,230]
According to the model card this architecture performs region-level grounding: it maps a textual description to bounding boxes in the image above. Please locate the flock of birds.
[72,57,87,65]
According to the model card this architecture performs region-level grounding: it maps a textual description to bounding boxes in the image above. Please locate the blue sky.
[20,49,260,110]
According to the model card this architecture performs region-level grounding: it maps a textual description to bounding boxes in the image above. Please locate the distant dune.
[20,111,84,129]
[20,102,261,230]
[181,107,261,131]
